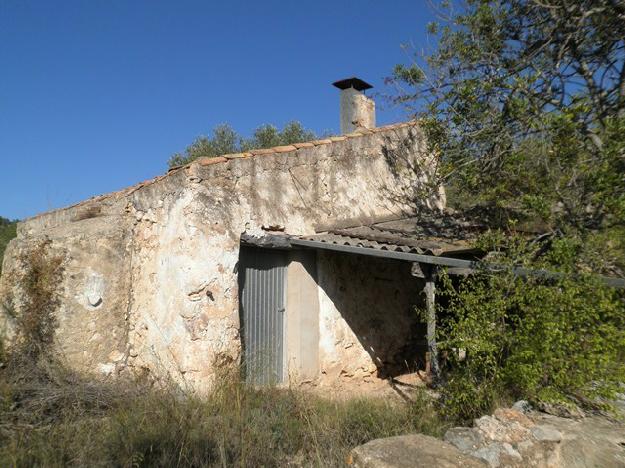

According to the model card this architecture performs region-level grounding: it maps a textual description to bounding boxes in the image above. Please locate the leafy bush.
[388,0,625,423]
[436,265,625,423]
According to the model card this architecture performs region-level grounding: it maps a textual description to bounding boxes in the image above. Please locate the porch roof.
[300,212,485,258]
[242,212,625,289]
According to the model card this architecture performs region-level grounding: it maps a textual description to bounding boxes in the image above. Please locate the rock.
[349,434,488,467]
[531,425,563,442]
[511,400,532,414]
[538,401,585,419]
[551,415,625,468]
[444,427,485,452]
[515,439,559,467]
[97,362,115,375]
[501,442,523,461]
[504,421,532,443]
[493,408,534,428]
[87,293,102,307]
[474,415,531,443]
[471,442,522,467]
[108,349,125,362]
[474,416,508,441]
[351,400,625,468]
[472,445,501,467]
[515,439,534,452]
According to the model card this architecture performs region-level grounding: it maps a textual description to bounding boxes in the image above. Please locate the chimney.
[333,77,375,134]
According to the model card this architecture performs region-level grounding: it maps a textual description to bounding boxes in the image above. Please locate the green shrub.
[436,268,625,423]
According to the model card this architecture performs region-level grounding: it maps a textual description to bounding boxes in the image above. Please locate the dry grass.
[0,359,447,467]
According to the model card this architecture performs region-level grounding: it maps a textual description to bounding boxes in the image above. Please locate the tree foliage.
[168,121,317,167]
[0,217,17,275]
[392,0,625,416]
[390,0,625,274]
[436,234,625,421]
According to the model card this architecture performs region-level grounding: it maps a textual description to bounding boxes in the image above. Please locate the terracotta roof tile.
[371,122,413,133]
[249,148,276,156]
[311,139,333,146]
[272,145,297,153]
[177,121,418,183]
[223,152,250,159]
[198,156,227,166]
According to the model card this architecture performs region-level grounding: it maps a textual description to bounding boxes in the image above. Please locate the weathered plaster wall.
[316,250,426,385]
[0,202,133,374]
[286,250,320,383]
[0,123,442,389]
[340,88,375,134]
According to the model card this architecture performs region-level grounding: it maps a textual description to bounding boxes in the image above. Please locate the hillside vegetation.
[0,216,17,274]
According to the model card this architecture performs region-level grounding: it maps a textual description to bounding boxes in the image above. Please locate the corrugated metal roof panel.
[301,213,484,257]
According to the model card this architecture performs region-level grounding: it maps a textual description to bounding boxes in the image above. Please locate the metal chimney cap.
[332,77,373,91]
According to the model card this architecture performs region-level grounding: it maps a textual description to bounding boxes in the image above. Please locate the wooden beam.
[424,265,441,385]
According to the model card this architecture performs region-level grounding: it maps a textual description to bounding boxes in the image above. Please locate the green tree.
[0,216,17,274]
[241,121,316,151]
[390,0,625,273]
[390,0,625,417]
[169,121,316,167]
[168,124,239,167]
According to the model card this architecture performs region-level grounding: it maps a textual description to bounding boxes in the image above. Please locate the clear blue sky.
[0,0,435,220]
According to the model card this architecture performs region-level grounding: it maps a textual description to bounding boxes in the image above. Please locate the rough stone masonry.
[0,122,445,390]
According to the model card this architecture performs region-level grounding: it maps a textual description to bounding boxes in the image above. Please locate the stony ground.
[349,400,625,467]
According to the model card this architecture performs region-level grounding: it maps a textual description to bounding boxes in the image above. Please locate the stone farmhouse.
[0,78,482,391]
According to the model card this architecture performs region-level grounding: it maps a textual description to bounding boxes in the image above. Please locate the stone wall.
[0,123,443,389]
[316,250,426,386]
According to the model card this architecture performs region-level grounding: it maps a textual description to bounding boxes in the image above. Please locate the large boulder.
[349,403,625,467]
[348,434,487,467]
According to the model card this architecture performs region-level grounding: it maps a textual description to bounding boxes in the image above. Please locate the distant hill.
[0,217,17,274]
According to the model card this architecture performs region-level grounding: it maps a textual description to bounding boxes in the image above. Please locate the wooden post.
[424,265,440,384]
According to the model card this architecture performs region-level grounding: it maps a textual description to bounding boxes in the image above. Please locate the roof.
[242,214,625,288]
[23,121,417,223]
[299,211,485,257]
[166,121,412,172]
[241,210,486,258]
[332,77,373,91]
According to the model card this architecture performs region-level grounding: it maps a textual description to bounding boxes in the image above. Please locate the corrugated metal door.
[239,247,287,385]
